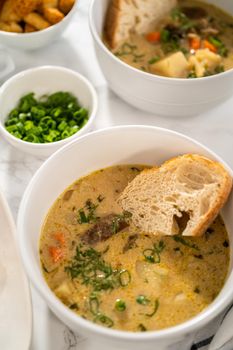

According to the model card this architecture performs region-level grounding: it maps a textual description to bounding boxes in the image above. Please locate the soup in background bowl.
[89,0,233,116]
[18,126,233,350]
[104,0,233,79]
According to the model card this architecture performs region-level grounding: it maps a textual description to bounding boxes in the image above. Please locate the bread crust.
[164,154,232,236]
[104,0,121,49]
[118,154,232,237]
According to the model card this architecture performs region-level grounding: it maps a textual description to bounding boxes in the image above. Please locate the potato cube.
[189,49,222,77]
[55,281,72,303]
[150,51,189,78]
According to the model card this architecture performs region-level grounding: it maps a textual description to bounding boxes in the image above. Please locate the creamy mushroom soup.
[40,165,229,331]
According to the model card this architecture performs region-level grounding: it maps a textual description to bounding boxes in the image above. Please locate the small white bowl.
[0,0,78,50]
[0,66,98,157]
[89,0,233,117]
[18,125,233,350]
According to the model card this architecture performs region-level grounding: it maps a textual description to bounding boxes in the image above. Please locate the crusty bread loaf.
[105,0,177,49]
[118,154,232,236]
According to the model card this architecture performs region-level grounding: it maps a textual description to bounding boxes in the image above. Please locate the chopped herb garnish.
[115,43,145,62]
[97,194,105,203]
[123,234,138,253]
[65,244,131,292]
[161,29,171,43]
[171,8,187,22]
[69,303,79,310]
[138,323,147,332]
[133,54,145,63]
[194,287,200,294]
[115,299,126,312]
[143,240,165,263]
[208,37,228,57]
[136,295,150,305]
[146,299,159,317]
[94,313,114,328]
[89,296,100,315]
[188,71,197,79]
[148,56,160,64]
[102,245,110,254]
[223,240,229,248]
[173,236,199,251]
[119,270,131,287]
[193,254,203,259]
[112,211,132,234]
[171,7,194,31]
[204,65,225,77]
[78,199,99,224]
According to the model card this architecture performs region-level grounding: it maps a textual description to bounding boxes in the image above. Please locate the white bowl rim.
[0,0,79,38]
[0,65,98,149]
[89,0,233,84]
[18,125,233,341]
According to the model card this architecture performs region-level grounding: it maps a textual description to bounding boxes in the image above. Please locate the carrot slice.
[49,246,64,263]
[54,232,65,246]
[146,32,161,43]
[204,40,217,53]
[190,37,201,50]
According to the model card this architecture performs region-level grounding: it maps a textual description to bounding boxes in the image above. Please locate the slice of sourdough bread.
[118,154,232,236]
[105,0,177,49]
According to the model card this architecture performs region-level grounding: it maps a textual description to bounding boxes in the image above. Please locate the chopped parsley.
[65,244,131,292]
[78,199,99,224]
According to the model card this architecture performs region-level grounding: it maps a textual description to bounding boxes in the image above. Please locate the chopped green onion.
[4,92,89,144]
[89,296,100,315]
[146,299,159,317]
[173,236,199,250]
[119,269,131,286]
[148,56,160,64]
[143,241,165,264]
[94,313,114,328]
[161,29,171,43]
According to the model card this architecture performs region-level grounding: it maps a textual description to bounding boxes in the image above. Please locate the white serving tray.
[0,189,32,350]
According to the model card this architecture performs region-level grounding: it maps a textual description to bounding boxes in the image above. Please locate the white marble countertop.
[0,0,233,349]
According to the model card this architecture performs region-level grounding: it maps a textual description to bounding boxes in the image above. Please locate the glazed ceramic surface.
[89,0,233,117]
[18,126,233,350]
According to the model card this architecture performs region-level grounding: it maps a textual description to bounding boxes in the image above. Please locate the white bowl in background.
[18,126,233,350]
[0,0,78,51]
[89,0,233,117]
[0,66,98,157]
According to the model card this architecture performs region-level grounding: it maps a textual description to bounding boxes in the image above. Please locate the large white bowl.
[89,0,233,117]
[0,0,78,50]
[0,66,98,157]
[18,126,233,350]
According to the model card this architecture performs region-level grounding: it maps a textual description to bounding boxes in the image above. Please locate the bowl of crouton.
[89,0,233,117]
[0,0,78,50]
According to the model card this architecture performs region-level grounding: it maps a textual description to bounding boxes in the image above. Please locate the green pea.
[115,299,126,312]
